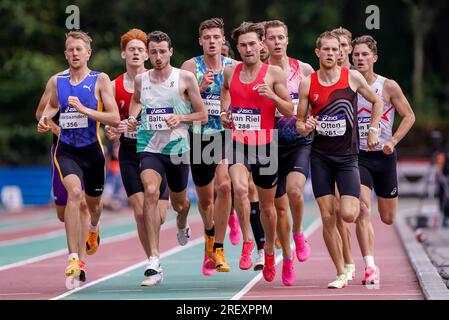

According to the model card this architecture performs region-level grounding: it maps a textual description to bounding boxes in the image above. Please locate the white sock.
[68,253,79,260]
[89,223,98,232]
[364,256,375,268]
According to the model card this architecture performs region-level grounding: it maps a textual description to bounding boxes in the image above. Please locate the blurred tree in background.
[1,0,448,165]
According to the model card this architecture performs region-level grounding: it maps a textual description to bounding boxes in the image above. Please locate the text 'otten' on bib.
[316,114,346,137]
[146,107,173,131]
[232,107,261,130]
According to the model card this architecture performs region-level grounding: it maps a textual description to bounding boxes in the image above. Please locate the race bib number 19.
[60,112,88,129]
[232,107,261,130]
[316,114,346,137]
[146,107,173,131]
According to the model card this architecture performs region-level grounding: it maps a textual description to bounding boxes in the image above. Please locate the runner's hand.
[165,115,182,129]
[221,111,232,129]
[68,96,86,114]
[200,70,214,92]
[105,125,119,140]
[37,116,50,133]
[127,117,138,132]
[257,83,276,101]
[117,119,129,133]
[296,116,317,136]
[367,131,380,151]
[382,139,395,155]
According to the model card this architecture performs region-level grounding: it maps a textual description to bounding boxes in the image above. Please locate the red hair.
[120,28,147,51]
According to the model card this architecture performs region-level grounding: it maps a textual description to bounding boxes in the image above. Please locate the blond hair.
[65,30,92,49]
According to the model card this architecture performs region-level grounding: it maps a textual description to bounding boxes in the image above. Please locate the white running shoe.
[328,274,348,289]
[177,224,191,246]
[141,273,164,287]
[345,264,356,281]
[254,249,264,271]
[142,256,163,287]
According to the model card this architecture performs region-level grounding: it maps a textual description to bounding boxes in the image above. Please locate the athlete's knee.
[143,184,160,203]
[67,187,83,203]
[216,180,232,197]
[380,212,395,225]
[172,197,189,214]
[233,184,249,202]
[321,213,336,229]
[286,186,304,203]
[198,196,213,212]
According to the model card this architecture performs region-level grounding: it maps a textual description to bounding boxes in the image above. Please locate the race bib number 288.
[232,107,261,130]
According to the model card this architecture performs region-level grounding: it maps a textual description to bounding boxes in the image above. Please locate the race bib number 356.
[232,107,261,130]
[316,114,346,137]
[146,107,173,131]
[60,112,88,129]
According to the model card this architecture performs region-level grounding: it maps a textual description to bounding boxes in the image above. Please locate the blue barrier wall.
[0,167,52,206]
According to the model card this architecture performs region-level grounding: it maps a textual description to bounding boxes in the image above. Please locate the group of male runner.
[36,18,414,289]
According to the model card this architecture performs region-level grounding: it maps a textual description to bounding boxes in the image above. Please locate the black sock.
[205,225,215,237]
[249,201,265,250]
[213,243,224,251]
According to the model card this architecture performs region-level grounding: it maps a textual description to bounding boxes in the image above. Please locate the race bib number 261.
[316,114,346,137]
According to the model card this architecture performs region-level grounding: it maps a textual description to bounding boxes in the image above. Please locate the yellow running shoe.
[215,248,230,272]
[65,257,81,277]
[86,228,100,255]
[328,274,348,289]
[205,235,215,259]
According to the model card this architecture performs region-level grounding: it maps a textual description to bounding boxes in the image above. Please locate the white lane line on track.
[230,217,322,300]
[51,235,206,300]
[0,214,202,272]
[0,292,41,296]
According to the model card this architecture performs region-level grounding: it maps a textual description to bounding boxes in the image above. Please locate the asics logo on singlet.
[252,84,260,91]
[150,108,168,114]
[313,94,319,102]
[65,106,77,112]
[320,115,339,121]
[119,100,125,109]
[83,84,92,92]
[236,108,253,114]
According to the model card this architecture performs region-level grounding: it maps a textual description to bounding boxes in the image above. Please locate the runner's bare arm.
[180,70,208,124]
[383,79,415,151]
[262,65,293,116]
[127,74,142,132]
[296,77,316,136]
[35,76,60,135]
[38,76,60,132]
[220,65,233,128]
[350,70,382,150]
[299,61,314,77]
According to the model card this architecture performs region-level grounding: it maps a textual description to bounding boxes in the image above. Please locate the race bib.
[124,131,137,139]
[59,112,88,129]
[316,114,346,137]
[275,93,298,117]
[146,107,173,131]
[202,93,221,116]
[232,107,261,130]
[358,117,381,139]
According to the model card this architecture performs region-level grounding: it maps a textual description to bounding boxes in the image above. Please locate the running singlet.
[230,63,276,146]
[357,75,394,152]
[273,58,312,146]
[192,55,233,134]
[57,71,102,147]
[137,68,193,155]
[115,73,137,141]
[308,67,358,155]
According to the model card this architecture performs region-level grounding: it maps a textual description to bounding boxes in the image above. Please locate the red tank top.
[308,67,359,155]
[230,63,276,145]
[114,73,133,120]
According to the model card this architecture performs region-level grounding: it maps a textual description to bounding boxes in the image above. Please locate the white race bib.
[202,93,221,116]
[316,114,346,137]
[59,112,88,129]
[232,107,261,130]
[358,116,381,140]
[146,107,173,131]
[124,131,137,139]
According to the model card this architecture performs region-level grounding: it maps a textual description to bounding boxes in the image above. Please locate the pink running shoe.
[262,251,276,282]
[202,254,216,276]
[282,255,296,286]
[294,233,310,262]
[239,240,254,270]
[228,209,242,246]
[362,266,379,285]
